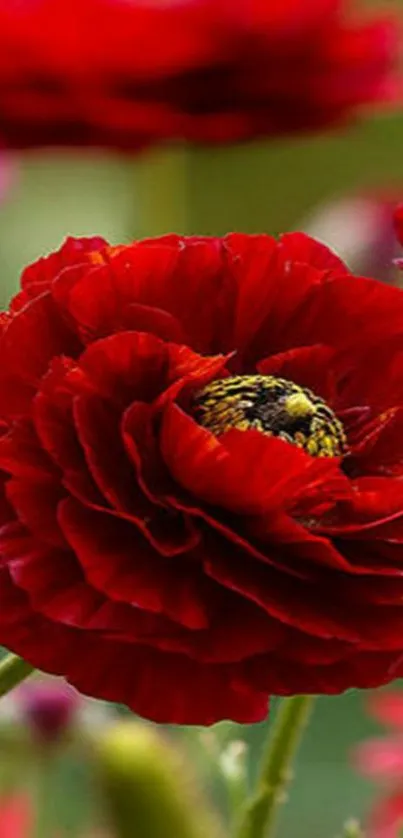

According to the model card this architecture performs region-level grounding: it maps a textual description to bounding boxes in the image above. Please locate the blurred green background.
[2,110,403,308]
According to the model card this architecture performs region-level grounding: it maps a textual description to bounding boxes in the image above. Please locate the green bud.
[93,722,223,838]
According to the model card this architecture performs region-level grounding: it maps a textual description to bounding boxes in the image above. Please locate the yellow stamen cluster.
[193,375,347,458]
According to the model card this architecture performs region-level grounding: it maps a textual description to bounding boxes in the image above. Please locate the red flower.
[0,797,31,838]
[354,693,403,838]
[0,793,103,838]
[304,190,403,285]
[2,232,403,724]
[0,0,397,148]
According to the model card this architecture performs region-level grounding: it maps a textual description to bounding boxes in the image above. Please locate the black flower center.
[193,375,347,458]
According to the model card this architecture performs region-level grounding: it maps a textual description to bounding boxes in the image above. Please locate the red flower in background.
[1,232,403,723]
[0,793,104,838]
[0,0,397,149]
[0,797,31,838]
[354,693,403,838]
[304,191,403,285]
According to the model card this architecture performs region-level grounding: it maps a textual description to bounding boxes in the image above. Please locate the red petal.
[65,641,269,726]
[6,539,193,643]
[348,409,403,477]
[73,392,144,513]
[5,477,66,547]
[7,542,106,628]
[251,268,403,366]
[74,394,200,555]
[279,232,349,274]
[58,498,208,630]
[67,243,180,343]
[161,404,346,515]
[120,303,185,343]
[20,236,107,299]
[224,233,278,353]
[0,294,80,418]
[79,331,168,405]
[79,330,229,409]
[0,569,267,725]
[0,419,55,479]
[258,344,336,401]
[204,547,362,641]
[318,477,403,537]
[33,357,95,473]
[122,400,175,503]
[243,649,403,696]
[2,293,79,385]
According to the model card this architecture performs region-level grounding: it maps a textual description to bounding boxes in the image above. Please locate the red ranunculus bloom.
[0,0,397,148]
[2,232,403,724]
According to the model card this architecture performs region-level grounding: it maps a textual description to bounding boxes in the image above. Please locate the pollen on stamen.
[193,374,348,458]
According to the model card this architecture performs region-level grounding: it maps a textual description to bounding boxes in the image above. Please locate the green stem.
[236,695,315,838]
[0,653,35,697]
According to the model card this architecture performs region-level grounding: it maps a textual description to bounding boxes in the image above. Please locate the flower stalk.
[236,695,315,838]
[0,653,35,698]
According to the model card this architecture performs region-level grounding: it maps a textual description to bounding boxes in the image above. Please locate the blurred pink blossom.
[304,192,402,284]
[0,795,31,838]
[0,793,108,838]
[0,676,115,743]
[0,154,17,203]
[16,679,80,742]
[354,692,403,838]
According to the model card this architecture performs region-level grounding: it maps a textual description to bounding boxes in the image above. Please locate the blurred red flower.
[0,793,105,838]
[304,191,403,285]
[0,796,31,838]
[354,693,403,838]
[3,232,403,723]
[0,0,397,148]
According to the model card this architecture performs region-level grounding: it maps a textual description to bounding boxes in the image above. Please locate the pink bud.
[17,679,79,743]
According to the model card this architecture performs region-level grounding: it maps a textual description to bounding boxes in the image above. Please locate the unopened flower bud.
[93,722,222,838]
[17,679,79,743]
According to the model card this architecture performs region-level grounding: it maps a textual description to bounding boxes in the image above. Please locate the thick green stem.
[236,695,315,838]
[0,653,35,698]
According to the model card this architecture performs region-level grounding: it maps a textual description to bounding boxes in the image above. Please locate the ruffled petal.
[258,344,337,401]
[0,569,268,725]
[58,498,208,629]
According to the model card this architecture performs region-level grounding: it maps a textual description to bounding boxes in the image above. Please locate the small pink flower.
[304,191,402,284]
[0,796,31,838]
[354,692,403,838]
[0,793,108,838]
[16,679,80,743]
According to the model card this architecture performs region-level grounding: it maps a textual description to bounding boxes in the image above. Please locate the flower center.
[193,375,347,457]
